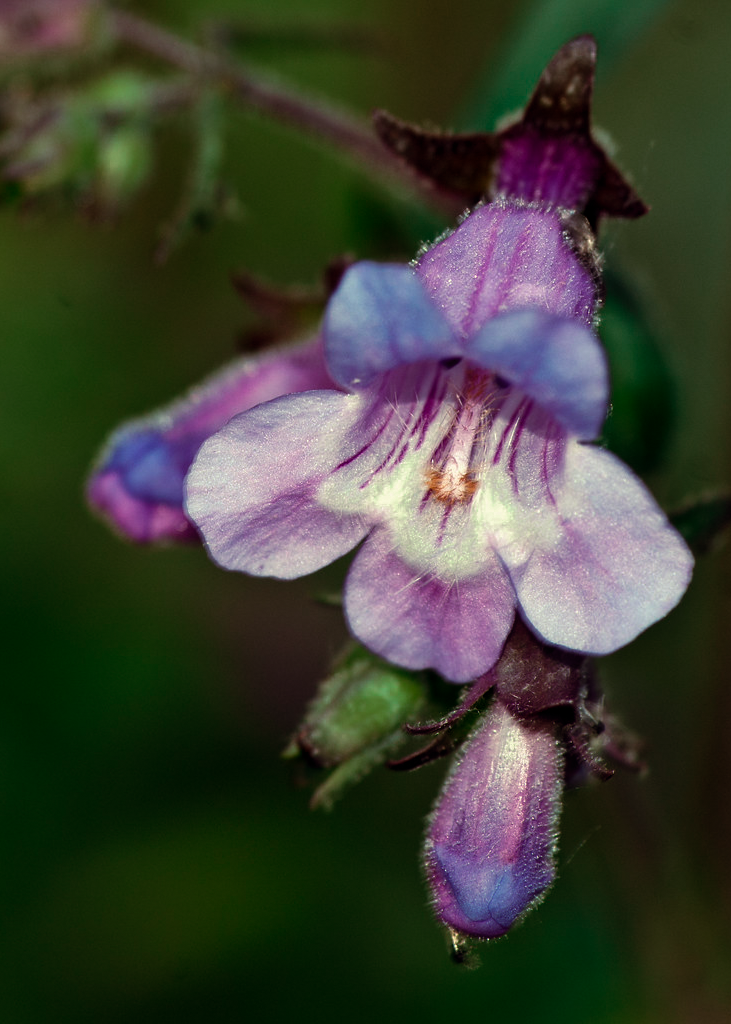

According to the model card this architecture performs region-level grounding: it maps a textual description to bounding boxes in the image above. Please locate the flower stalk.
[109,9,456,213]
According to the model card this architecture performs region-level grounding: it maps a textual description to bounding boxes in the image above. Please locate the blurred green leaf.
[599,269,675,473]
[460,0,673,130]
[671,494,731,555]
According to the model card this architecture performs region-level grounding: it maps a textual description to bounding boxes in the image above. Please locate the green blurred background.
[2,0,731,1020]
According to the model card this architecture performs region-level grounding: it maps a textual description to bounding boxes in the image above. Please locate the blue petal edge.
[469,308,609,439]
[323,261,457,389]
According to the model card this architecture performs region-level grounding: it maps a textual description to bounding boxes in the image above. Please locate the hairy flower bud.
[285,645,426,809]
[87,336,334,543]
[424,699,563,940]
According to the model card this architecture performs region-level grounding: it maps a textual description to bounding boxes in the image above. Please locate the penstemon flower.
[422,619,612,942]
[84,30,699,953]
[186,197,692,681]
[183,35,696,948]
[87,335,335,544]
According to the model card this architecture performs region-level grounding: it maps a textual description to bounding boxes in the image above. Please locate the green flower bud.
[96,125,152,208]
[284,645,426,810]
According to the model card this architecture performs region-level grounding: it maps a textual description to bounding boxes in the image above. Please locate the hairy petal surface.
[344,530,515,683]
[425,700,563,939]
[185,391,369,578]
[506,444,694,653]
[417,200,597,336]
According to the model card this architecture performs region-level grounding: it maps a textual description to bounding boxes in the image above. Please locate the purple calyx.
[373,36,647,227]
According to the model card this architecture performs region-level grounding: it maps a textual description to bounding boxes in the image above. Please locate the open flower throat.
[424,366,496,507]
[421,368,564,517]
[324,358,556,531]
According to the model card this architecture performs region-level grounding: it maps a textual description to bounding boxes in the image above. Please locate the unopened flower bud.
[87,335,334,543]
[424,699,562,940]
[285,645,426,809]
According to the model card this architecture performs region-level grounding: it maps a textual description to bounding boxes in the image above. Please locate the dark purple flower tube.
[87,335,335,544]
[424,699,563,940]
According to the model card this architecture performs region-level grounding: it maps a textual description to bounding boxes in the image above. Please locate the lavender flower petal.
[469,308,608,439]
[345,529,515,682]
[507,444,694,654]
[185,390,369,578]
[417,201,597,336]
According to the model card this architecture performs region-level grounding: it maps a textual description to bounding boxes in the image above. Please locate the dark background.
[2,0,730,1020]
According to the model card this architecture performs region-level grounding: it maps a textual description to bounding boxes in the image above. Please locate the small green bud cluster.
[0,70,157,214]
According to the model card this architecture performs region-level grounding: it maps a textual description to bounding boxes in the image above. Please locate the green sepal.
[284,644,427,809]
[308,740,400,812]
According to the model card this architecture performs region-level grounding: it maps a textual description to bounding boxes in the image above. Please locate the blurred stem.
[110,9,453,214]
[204,18,386,55]
[155,88,227,264]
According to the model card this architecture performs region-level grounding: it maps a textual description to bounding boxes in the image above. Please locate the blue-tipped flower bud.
[424,699,562,940]
[87,335,334,544]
